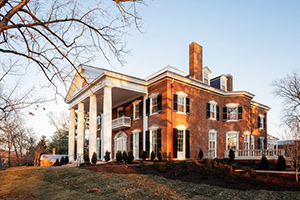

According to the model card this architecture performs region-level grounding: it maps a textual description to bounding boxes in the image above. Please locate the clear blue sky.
[24,0,300,139]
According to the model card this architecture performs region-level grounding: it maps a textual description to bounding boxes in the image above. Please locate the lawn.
[0,167,299,200]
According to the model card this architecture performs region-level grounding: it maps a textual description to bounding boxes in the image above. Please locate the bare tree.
[273,70,300,182]
[0,0,143,89]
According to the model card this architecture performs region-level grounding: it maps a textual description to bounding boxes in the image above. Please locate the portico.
[66,66,147,163]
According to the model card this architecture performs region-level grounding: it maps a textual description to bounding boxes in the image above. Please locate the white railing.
[224,149,285,160]
[112,116,131,130]
[203,150,216,159]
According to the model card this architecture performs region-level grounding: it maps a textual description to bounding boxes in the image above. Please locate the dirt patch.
[0,194,37,200]
[81,161,300,192]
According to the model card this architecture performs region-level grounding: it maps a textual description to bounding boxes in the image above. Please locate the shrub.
[139,161,145,171]
[152,161,159,169]
[180,161,188,169]
[158,164,167,173]
[84,154,90,163]
[165,160,174,169]
[150,151,155,161]
[104,150,111,162]
[128,151,134,164]
[91,152,97,164]
[141,151,147,161]
[122,151,127,162]
[116,151,123,162]
[167,152,172,161]
[276,155,286,171]
[60,157,65,165]
[157,151,162,162]
[65,156,69,164]
[198,149,204,160]
[228,149,235,161]
[174,164,183,177]
[259,155,269,170]
[53,158,61,166]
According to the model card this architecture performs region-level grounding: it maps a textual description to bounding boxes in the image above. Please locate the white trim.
[226,103,239,108]
[220,75,228,91]
[132,100,141,105]
[203,67,211,85]
[176,124,187,130]
[149,92,159,98]
[208,129,217,158]
[117,107,124,111]
[132,129,141,134]
[176,91,187,97]
[149,93,159,116]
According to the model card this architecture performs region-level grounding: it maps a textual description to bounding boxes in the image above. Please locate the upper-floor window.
[97,115,101,130]
[203,67,211,85]
[258,114,266,129]
[220,75,227,91]
[146,93,162,116]
[173,92,190,114]
[131,100,142,120]
[223,103,243,121]
[206,100,219,120]
[117,107,124,118]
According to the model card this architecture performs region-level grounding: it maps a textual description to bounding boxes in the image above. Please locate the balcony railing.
[112,116,131,130]
[224,149,285,160]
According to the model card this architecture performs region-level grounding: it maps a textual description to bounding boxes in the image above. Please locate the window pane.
[177,130,184,152]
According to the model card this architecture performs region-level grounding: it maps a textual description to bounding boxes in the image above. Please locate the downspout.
[171,79,175,158]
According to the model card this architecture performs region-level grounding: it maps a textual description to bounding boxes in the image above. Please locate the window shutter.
[139,101,143,118]
[157,129,161,153]
[222,107,227,121]
[206,103,210,118]
[173,94,178,111]
[139,132,143,157]
[186,97,190,114]
[173,128,178,158]
[258,137,261,149]
[257,116,261,128]
[146,98,150,116]
[238,106,243,120]
[185,130,190,159]
[130,105,133,120]
[216,105,220,121]
[146,130,150,157]
[122,108,125,116]
[130,134,133,151]
[157,94,162,113]
[263,117,266,129]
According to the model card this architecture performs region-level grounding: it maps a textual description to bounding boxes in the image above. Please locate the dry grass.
[0,167,299,200]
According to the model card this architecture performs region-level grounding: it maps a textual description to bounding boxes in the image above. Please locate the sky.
[7,0,300,140]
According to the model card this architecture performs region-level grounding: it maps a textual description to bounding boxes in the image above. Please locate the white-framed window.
[209,100,217,120]
[97,115,102,131]
[220,75,227,91]
[226,131,239,150]
[114,131,127,156]
[176,125,187,159]
[132,100,141,120]
[117,107,124,118]
[202,67,211,85]
[260,115,265,129]
[149,125,159,157]
[243,132,250,150]
[226,103,239,121]
[209,129,217,158]
[149,93,159,115]
[132,129,140,159]
[176,91,187,114]
[251,135,255,150]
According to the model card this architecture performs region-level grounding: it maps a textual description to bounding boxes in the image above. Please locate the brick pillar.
[226,74,233,91]
[189,42,203,81]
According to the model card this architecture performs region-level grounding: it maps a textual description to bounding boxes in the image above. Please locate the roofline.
[251,100,271,111]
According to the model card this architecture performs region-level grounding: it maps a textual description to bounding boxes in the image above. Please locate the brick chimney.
[52,148,56,155]
[226,74,233,91]
[189,42,203,81]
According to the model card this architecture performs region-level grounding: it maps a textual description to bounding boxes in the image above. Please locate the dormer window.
[202,67,211,85]
[220,75,227,91]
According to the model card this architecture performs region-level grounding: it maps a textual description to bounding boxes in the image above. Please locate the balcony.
[224,149,285,160]
[112,116,131,131]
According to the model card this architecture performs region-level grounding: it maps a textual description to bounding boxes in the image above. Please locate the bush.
[122,151,127,162]
[116,151,123,162]
[150,151,155,161]
[157,151,162,162]
[139,161,145,171]
[104,150,110,162]
[53,158,61,166]
[128,151,134,164]
[158,164,167,173]
[60,156,65,165]
[167,152,172,161]
[65,156,69,164]
[91,152,97,164]
[84,154,90,163]
[141,151,147,161]
[180,161,188,169]
[198,149,204,160]
[165,160,174,169]
[259,155,269,170]
[152,161,159,169]
[174,164,183,177]
[228,149,235,161]
[276,155,286,171]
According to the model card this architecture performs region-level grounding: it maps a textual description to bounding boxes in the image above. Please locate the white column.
[143,95,148,151]
[77,102,85,163]
[102,86,112,160]
[68,108,76,162]
[89,94,97,162]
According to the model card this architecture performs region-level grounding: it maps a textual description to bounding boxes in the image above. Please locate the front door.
[177,130,185,159]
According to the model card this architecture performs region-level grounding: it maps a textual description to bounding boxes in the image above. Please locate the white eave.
[251,100,271,111]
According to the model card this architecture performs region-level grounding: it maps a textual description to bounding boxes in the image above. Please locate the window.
[251,135,255,150]
[223,103,242,121]
[131,100,142,120]
[97,115,101,130]
[202,67,211,85]
[226,131,239,150]
[151,97,157,114]
[244,135,249,150]
[228,107,237,120]
[173,92,189,114]
[177,130,184,152]
[209,130,217,158]
[152,130,158,156]
[207,100,218,120]
[134,104,140,119]
[117,107,124,118]
[178,96,185,112]
[146,93,162,116]
[258,115,265,129]
[220,76,227,91]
